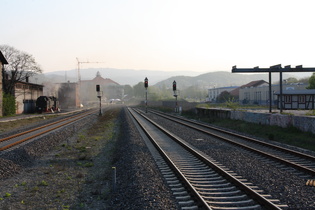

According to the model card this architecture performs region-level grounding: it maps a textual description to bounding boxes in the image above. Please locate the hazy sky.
[2,0,315,74]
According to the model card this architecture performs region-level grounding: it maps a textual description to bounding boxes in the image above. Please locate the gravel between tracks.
[147,112,315,209]
[0,107,178,209]
[1,106,315,209]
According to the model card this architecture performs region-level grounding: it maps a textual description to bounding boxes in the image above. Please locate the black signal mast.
[231,64,315,113]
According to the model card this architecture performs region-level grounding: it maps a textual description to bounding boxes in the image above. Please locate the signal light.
[96,85,100,92]
[173,80,176,91]
[144,77,148,88]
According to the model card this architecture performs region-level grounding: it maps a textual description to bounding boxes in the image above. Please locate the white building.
[239,82,307,105]
[207,86,239,102]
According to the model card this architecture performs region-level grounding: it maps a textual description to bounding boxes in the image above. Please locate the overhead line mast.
[76,58,105,82]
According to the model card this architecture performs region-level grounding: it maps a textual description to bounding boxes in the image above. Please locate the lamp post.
[173,80,178,113]
[144,77,148,113]
[96,84,102,116]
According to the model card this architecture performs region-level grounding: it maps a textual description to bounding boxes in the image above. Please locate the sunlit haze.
[2,0,315,74]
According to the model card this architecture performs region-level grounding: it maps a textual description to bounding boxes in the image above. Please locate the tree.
[216,91,234,103]
[123,84,134,99]
[0,45,42,95]
[133,82,145,98]
[307,73,315,89]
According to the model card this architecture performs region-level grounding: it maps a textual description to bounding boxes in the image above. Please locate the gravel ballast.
[0,106,315,209]
[0,107,179,209]
[147,111,315,209]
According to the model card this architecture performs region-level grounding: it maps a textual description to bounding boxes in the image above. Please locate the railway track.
[149,109,315,178]
[128,108,287,209]
[0,109,98,152]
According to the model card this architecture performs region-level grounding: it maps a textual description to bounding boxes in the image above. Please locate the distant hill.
[36,68,307,89]
[154,71,272,90]
[43,68,203,86]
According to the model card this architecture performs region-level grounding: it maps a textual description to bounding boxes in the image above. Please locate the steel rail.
[131,108,283,209]
[151,109,315,162]
[128,108,210,209]
[0,109,95,143]
[0,109,97,151]
[148,109,315,176]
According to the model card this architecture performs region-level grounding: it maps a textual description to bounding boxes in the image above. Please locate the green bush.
[3,93,16,116]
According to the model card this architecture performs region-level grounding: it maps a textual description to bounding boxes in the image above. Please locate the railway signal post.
[144,77,148,113]
[173,80,178,113]
[96,84,102,116]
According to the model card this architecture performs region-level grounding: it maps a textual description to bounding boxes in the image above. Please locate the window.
[284,95,291,103]
[298,95,305,103]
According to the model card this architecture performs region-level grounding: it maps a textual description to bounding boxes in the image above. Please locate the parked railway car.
[35,96,60,113]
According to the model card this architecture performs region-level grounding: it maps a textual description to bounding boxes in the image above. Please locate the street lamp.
[144,77,148,113]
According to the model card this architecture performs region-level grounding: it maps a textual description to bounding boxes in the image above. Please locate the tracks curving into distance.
[0,109,98,151]
[149,109,315,178]
[128,107,286,209]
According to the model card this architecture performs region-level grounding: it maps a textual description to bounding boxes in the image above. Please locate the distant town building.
[207,86,239,102]
[0,51,8,117]
[207,79,310,110]
[239,81,307,106]
[235,80,269,105]
[57,71,123,108]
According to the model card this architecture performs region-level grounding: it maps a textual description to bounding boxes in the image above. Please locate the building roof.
[274,89,315,95]
[15,80,44,87]
[229,80,268,96]
[241,80,268,88]
[91,76,119,85]
[81,71,120,85]
[0,51,8,64]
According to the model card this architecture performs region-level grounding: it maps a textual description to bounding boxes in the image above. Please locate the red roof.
[230,80,268,96]
[81,75,120,85]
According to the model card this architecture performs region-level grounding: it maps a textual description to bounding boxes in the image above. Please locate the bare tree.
[0,45,42,95]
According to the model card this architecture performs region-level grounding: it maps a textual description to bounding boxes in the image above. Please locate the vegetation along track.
[129,108,287,209]
[0,109,98,152]
[149,109,315,178]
